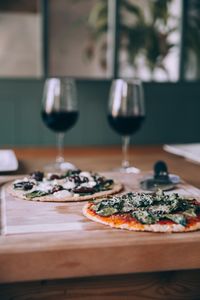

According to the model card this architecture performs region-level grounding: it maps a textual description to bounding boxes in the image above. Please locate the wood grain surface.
[1,146,200,299]
[1,270,200,300]
[1,175,200,283]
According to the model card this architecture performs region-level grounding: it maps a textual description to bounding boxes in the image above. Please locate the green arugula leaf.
[132,210,158,225]
[25,190,48,199]
[96,207,118,217]
[165,214,187,226]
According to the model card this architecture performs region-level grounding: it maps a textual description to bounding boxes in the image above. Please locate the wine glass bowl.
[41,78,78,171]
[42,110,78,133]
[108,79,145,172]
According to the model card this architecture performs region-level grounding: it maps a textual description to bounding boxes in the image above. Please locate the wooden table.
[1,146,200,300]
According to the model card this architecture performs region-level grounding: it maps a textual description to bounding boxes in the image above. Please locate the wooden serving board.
[1,172,200,235]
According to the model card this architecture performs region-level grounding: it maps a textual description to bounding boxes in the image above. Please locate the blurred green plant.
[84,0,176,77]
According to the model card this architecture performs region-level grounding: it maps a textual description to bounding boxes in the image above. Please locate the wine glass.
[108,79,145,173]
[41,78,78,172]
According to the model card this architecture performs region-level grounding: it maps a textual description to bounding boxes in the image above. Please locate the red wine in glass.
[42,111,79,132]
[108,79,145,173]
[42,78,78,172]
[107,115,145,136]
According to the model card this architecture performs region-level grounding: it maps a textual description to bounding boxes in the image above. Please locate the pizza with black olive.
[8,170,123,202]
[83,190,200,232]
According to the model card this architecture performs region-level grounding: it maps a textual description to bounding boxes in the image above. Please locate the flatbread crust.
[83,202,200,233]
[7,181,123,202]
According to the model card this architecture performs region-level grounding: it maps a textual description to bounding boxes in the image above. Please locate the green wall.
[0,79,200,146]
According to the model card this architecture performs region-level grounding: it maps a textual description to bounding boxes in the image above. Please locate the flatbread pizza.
[8,170,123,202]
[83,190,200,232]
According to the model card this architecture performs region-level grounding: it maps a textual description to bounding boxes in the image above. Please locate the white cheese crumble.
[79,171,91,177]
[36,182,53,192]
[53,190,72,198]
[73,193,80,198]
[79,171,94,181]
[80,181,96,188]
[63,181,76,190]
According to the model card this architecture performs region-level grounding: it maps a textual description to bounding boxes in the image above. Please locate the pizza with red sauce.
[83,190,200,232]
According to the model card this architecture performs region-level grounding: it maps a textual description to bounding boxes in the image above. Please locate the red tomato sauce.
[89,203,200,228]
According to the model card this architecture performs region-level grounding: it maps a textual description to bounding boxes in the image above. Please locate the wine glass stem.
[122,136,130,169]
[56,133,65,164]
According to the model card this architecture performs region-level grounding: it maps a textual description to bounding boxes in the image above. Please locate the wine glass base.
[43,161,77,173]
[113,166,140,174]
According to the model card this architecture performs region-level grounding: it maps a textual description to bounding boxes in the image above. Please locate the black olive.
[80,176,89,183]
[65,169,81,177]
[96,177,104,184]
[24,182,34,191]
[51,185,63,193]
[14,181,34,190]
[73,186,95,194]
[50,174,60,180]
[31,171,44,181]
[69,175,81,184]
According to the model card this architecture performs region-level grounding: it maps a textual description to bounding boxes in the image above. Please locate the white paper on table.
[163,143,200,164]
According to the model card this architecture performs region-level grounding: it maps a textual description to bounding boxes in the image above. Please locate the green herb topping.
[91,191,200,226]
